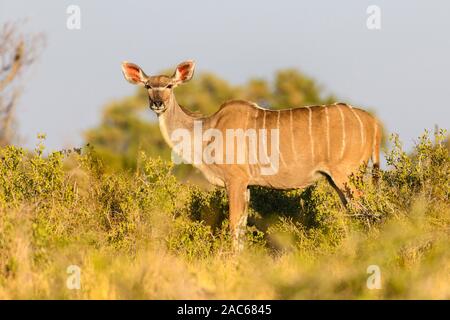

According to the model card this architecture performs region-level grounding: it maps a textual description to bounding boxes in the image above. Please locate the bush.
[0,130,448,298]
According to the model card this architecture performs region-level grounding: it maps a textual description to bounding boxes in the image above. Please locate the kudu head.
[121,60,195,114]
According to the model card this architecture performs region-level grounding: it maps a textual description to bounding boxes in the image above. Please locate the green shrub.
[0,130,448,298]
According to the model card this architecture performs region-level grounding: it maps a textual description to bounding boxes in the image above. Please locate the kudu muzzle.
[149,99,167,114]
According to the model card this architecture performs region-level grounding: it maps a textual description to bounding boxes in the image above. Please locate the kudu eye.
[166,84,173,89]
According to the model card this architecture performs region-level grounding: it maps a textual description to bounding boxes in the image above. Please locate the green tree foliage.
[272,69,336,108]
[85,94,169,171]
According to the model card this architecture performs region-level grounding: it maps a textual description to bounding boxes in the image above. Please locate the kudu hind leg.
[372,122,382,185]
[329,169,375,215]
[325,170,363,206]
[323,172,349,207]
[226,182,250,252]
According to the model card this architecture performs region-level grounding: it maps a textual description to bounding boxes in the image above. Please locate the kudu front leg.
[226,182,250,252]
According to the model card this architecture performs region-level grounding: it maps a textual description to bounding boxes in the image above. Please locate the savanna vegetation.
[0,128,448,299]
[0,23,448,299]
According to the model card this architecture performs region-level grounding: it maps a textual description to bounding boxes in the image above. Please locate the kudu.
[121,60,382,250]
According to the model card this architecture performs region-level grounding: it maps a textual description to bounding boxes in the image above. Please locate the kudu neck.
[157,92,203,147]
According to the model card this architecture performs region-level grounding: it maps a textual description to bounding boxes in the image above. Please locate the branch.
[0,91,19,146]
[0,41,23,92]
[0,21,45,145]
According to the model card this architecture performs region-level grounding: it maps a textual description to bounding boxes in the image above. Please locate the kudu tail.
[372,122,382,185]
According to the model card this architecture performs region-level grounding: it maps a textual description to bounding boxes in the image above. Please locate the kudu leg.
[327,170,363,206]
[320,171,346,206]
[226,182,250,252]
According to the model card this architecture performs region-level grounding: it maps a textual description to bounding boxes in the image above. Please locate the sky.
[1,0,449,152]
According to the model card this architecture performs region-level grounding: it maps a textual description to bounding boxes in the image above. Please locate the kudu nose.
[154,101,164,107]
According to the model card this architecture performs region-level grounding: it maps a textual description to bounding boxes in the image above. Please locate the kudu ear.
[121,61,147,85]
[172,60,195,85]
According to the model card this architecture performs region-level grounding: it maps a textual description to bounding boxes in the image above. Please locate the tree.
[272,69,335,108]
[0,22,44,146]
[84,94,169,171]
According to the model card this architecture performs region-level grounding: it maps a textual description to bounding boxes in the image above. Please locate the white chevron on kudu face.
[122,60,382,251]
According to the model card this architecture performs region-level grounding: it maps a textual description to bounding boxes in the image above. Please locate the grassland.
[0,131,448,299]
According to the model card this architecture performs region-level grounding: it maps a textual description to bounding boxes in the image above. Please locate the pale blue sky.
[1,0,449,151]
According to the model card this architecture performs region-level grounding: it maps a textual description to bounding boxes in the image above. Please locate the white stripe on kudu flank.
[325,107,330,160]
[244,109,249,130]
[308,107,315,164]
[349,106,364,149]
[337,106,346,160]
[289,109,297,162]
[244,109,250,169]
[276,110,280,128]
[261,110,267,162]
[262,110,266,129]
[277,111,287,168]
[252,109,258,175]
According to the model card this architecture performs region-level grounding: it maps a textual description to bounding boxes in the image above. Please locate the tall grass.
[0,130,448,299]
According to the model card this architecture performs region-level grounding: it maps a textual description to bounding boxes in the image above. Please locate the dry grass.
[0,131,449,299]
